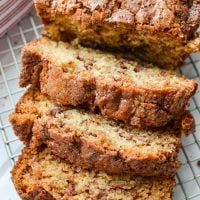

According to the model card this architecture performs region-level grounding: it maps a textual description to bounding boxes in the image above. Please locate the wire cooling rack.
[0,7,200,200]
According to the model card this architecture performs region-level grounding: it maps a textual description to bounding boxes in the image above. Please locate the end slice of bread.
[10,88,182,177]
[34,0,200,69]
[12,146,175,200]
[20,37,197,128]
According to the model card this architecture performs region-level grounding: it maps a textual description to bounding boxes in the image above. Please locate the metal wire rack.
[0,7,200,200]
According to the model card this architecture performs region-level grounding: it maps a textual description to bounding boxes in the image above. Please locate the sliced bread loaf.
[34,0,200,69]
[10,88,181,177]
[12,146,175,200]
[20,37,197,128]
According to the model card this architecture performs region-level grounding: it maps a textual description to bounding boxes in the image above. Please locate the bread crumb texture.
[10,88,181,177]
[12,147,175,200]
[20,37,197,128]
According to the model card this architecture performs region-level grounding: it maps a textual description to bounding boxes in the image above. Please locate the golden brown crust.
[20,37,197,128]
[34,0,200,68]
[181,110,196,135]
[10,88,182,177]
[12,146,176,200]
[9,113,36,145]
[9,89,39,145]
[11,147,55,200]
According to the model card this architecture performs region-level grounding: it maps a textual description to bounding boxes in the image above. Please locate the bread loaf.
[34,0,200,69]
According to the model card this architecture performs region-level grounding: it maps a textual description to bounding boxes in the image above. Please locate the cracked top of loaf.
[35,0,200,41]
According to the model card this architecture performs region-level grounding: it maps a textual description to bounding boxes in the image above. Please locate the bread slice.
[12,146,176,200]
[20,37,197,128]
[34,0,200,69]
[10,88,182,177]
